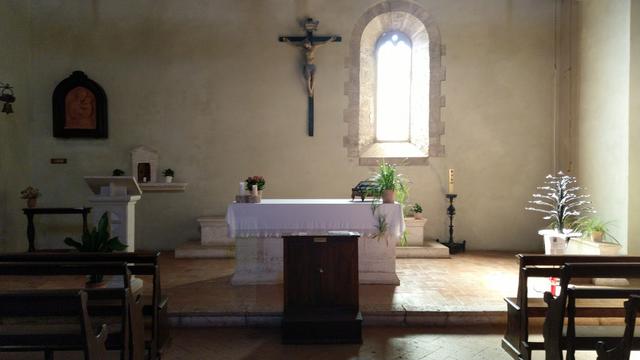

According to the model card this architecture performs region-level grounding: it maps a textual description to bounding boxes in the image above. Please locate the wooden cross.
[279,18,341,136]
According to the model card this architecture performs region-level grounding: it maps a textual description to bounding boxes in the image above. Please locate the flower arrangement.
[525,172,594,232]
[245,176,266,191]
[112,169,125,176]
[20,186,41,199]
[411,203,423,214]
[162,168,175,177]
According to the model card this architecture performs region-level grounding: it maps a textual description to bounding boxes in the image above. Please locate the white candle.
[251,184,258,196]
[448,169,455,194]
[239,182,246,195]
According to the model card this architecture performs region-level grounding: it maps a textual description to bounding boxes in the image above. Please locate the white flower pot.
[165,176,173,183]
[539,229,580,255]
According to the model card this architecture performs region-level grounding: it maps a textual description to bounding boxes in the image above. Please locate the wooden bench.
[502,254,640,360]
[0,262,141,360]
[0,289,110,360]
[0,251,169,360]
[543,262,640,360]
[596,295,640,360]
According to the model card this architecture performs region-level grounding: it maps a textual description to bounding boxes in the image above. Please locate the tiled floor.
[1,326,613,360]
[160,250,524,316]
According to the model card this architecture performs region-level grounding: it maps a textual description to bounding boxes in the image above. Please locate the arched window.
[344,2,445,166]
[376,32,412,142]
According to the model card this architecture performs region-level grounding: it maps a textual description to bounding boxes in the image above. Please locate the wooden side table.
[22,207,92,252]
[282,233,362,344]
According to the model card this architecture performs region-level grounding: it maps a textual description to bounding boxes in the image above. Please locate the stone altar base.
[231,236,399,286]
[175,217,235,259]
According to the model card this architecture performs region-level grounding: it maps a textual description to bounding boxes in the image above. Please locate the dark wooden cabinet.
[282,234,362,344]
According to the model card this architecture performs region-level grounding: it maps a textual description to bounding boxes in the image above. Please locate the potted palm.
[574,217,618,243]
[20,186,41,208]
[373,162,407,204]
[525,172,594,254]
[162,168,175,183]
[64,212,128,286]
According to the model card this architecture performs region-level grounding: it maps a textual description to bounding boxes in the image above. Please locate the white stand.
[85,176,142,251]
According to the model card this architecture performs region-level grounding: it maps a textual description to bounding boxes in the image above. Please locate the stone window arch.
[344,1,445,166]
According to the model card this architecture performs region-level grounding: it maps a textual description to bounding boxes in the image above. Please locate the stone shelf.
[140,182,188,192]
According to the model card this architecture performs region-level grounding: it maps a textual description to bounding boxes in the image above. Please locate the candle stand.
[437,194,466,254]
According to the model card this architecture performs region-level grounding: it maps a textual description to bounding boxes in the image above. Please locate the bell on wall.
[0,83,15,115]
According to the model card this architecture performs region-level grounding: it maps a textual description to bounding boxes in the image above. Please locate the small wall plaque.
[50,158,67,164]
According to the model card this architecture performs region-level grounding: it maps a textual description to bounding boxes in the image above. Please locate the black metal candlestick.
[437,194,466,254]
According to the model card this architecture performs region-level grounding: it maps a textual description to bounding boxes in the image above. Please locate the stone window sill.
[359,142,429,166]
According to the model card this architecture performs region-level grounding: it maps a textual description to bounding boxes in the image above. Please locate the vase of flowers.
[245,176,266,197]
[20,186,41,208]
[411,203,424,219]
[526,172,594,254]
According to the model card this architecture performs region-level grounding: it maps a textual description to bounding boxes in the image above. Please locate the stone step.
[396,241,450,258]
[175,240,235,259]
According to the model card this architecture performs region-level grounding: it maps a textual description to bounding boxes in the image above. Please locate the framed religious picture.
[52,70,108,138]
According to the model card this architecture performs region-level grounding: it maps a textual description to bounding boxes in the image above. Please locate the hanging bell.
[0,89,15,115]
[2,102,13,114]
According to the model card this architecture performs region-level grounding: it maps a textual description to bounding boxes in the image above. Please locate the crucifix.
[279,18,341,136]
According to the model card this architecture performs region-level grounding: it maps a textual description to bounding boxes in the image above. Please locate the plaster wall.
[0,1,31,251]
[15,0,555,251]
[628,0,640,254]
[571,0,630,251]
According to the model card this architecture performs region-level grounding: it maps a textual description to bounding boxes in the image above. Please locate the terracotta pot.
[414,213,424,220]
[26,198,37,208]
[591,231,604,242]
[382,190,395,203]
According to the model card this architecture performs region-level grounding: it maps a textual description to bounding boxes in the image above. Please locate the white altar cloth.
[226,199,404,238]
[226,199,403,286]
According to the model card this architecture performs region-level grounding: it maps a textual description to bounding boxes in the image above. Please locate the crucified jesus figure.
[283,36,337,97]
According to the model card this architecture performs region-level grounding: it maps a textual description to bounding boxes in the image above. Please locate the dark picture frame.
[52,71,108,138]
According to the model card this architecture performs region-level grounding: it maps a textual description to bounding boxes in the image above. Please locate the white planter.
[539,229,581,255]
[164,176,173,183]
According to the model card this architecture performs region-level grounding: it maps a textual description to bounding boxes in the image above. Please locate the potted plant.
[64,212,128,286]
[245,176,266,196]
[411,203,424,219]
[20,186,41,208]
[112,168,125,176]
[373,162,407,204]
[162,168,175,183]
[574,217,618,243]
[525,172,594,254]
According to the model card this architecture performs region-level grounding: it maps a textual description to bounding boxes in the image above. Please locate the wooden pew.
[543,262,640,360]
[0,289,109,360]
[502,254,640,360]
[0,262,141,360]
[0,252,169,360]
[596,295,640,360]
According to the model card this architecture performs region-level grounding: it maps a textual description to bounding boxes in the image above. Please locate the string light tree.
[525,172,594,254]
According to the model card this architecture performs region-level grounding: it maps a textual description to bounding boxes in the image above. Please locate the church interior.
[1,0,639,359]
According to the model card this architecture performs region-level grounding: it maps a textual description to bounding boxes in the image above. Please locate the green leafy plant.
[64,212,127,252]
[112,169,125,176]
[411,203,423,214]
[373,162,406,193]
[20,186,40,199]
[64,212,127,283]
[573,217,619,244]
[162,168,174,177]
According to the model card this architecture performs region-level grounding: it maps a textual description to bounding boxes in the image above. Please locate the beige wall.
[3,0,556,251]
[629,0,640,253]
[0,1,31,251]
[565,0,631,251]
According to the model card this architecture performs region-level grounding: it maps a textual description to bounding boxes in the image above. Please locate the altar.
[226,199,403,285]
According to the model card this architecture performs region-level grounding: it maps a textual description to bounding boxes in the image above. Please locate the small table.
[22,207,92,252]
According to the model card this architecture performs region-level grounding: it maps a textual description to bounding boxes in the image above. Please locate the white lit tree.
[525,172,594,232]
